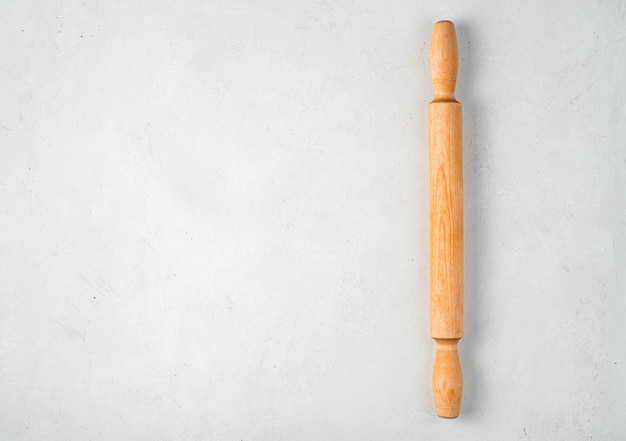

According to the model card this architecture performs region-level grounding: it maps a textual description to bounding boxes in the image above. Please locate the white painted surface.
[1,0,625,439]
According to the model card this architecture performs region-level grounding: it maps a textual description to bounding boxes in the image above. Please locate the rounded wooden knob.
[430,20,459,102]
[432,339,463,418]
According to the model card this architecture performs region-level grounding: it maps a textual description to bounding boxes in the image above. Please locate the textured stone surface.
[0,0,624,439]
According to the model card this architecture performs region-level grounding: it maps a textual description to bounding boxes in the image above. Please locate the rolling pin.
[429,20,464,419]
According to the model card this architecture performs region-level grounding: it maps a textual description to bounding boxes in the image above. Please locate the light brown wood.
[429,20,464,419]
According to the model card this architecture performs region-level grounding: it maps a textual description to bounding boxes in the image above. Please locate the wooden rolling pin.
[429,20,464,419]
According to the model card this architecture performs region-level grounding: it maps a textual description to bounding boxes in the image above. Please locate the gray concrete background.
[1,0,625,439]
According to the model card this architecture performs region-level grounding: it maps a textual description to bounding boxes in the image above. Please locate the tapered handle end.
[432,339,463,418]
[430,20,459,102]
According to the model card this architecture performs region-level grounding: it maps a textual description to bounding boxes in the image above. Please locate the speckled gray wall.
[1,0,624,439]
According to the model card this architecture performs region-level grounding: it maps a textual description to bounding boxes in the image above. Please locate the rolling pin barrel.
[429,20,464,419]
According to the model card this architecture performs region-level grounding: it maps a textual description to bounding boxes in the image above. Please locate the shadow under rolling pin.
[429,20,464,419]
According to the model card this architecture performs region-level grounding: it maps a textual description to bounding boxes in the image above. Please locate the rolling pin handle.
[432,338,463,418]
[430,20,459,102]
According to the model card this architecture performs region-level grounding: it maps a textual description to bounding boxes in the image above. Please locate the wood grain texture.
[430,102,463,339]
[429,20,464,419]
